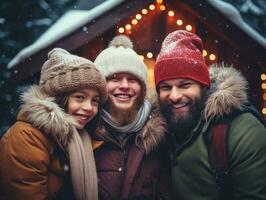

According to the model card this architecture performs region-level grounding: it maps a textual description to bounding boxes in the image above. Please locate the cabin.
[7,0,266,117]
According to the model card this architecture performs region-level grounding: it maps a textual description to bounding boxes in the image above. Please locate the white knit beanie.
[94,35,147,91]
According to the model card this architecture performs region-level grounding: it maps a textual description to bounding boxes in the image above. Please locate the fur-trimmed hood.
[204,63,248,121]
[18,85,78,148]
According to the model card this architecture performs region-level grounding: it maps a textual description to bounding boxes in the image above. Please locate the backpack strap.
[209,121,231,199]
[208,104,265,199]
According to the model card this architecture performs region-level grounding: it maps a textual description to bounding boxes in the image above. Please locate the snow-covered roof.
[7,0,266,69]
[206,0,266,48]
[7,0,125,69]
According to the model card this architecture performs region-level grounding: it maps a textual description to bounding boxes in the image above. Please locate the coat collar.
[203,63,248,122]
[96,92,167,155]
[18,85,78,148]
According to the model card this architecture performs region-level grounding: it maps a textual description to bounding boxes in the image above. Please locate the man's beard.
[159,88,208,139]
[106,96,142,125]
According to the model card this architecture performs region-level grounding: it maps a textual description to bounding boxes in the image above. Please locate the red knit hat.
[154,30,210,88]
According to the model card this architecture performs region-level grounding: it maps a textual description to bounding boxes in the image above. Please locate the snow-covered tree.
[0,0,77,135]
[222,0,266,37]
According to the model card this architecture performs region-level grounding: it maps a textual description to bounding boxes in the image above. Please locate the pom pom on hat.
[109,35,133,49]
[154,30,210,88]
[40,48,107,104]
[94,35,147,97]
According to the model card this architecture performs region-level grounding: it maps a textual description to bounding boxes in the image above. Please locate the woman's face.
[67,88,100,129]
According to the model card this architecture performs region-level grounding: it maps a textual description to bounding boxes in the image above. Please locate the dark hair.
[55,93,70,111]
[55,91,101,133]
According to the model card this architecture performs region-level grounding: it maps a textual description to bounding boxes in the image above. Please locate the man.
[93,35,172,200]
[154,30,266,199]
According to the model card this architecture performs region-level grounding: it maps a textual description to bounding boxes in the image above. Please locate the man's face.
[106,73,141,112]
[158,78,206,130]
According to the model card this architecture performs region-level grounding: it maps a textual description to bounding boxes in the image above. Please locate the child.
[0,48,107,200]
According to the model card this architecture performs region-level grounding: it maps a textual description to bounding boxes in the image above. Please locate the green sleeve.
[228,113,266,199]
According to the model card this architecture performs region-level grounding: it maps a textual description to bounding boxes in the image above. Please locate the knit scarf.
[68,129,98,200]
[101,100,152,133]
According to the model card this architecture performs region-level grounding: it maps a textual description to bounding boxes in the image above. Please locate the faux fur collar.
[204,63,248,121]
[19,85,77,147]
[96,93,167,154]
[135,94,167,154]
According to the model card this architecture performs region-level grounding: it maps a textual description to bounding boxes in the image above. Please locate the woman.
[0,48,107,200]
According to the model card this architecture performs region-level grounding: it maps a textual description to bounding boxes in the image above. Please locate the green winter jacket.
[170,65,266,200]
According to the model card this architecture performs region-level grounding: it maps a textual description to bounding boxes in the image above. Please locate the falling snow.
[0,18,5,24]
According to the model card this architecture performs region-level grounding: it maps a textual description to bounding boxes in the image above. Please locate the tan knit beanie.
[40,48,107,104]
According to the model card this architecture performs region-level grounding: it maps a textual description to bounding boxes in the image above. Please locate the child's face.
[67,88,100,129]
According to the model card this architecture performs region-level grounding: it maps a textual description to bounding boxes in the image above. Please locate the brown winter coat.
[94,95,173,200]
[0,119,68,200]
[0,86,99,200]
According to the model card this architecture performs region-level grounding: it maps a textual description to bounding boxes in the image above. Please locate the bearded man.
[93,35,172,200]
[154,30,266,200]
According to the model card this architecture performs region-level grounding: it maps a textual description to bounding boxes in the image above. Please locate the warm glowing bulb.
[147,52,153,58]
[125,24,131,30]
[136,14,142,20]
[202,50,208,57]
[139,55,144,60]
[168,11,174,17]
[142,9,148,15]
[132,19,138,25]
[149,4,155,10]
[209,54,216,61]
[176,19,183,26]
[262,83,266,89]
[261,74,266,81]
[263,93,266,100]
[118,27,125,33]
[262,108,266,115]
[160,5,166,11]
[156,0,163,3]
[186,25,192,31]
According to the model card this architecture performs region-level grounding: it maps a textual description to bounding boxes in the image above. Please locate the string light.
[202,50,208,57]
[186,25,192,31]
[142,9,148,15]
[147,52,153,58]
[125,24,131,30]
[131,19,138,25]
[160,5,166,11]
[209,54,216,61]
[115,3,264,111]
[118,27,125,33]
[168,11,175,17]
[136,14,142,20]
[139,55,144,60]
[149,4,156,10]
[261,74,266,81]
[176,19,183,26]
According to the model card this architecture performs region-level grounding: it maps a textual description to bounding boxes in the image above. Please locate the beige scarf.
[68,129,98,200]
